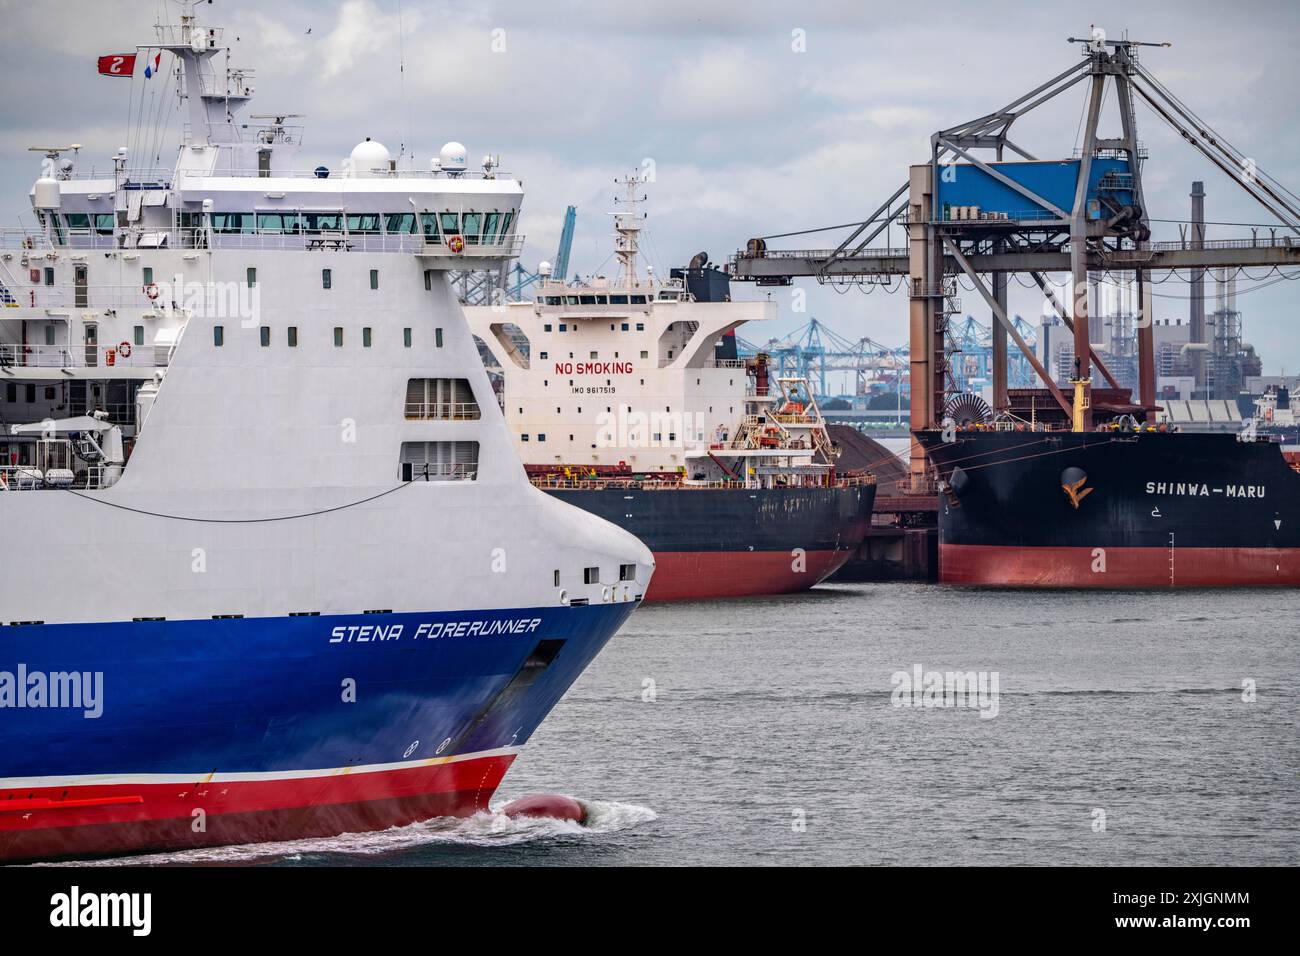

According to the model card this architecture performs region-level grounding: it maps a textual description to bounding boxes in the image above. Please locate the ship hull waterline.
[916,428,1300,588]
[544,483,877,602]
[0,602,634,863]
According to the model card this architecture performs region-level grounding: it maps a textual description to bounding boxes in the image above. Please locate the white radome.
[349,138,391,178]
[439,141,467,173]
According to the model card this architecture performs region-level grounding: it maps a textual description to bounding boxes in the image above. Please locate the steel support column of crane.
[1069,72,1107,429]
[907,162,946,489]
[992,264,1009,410]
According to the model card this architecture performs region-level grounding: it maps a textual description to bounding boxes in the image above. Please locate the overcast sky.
[4,0,1299,384]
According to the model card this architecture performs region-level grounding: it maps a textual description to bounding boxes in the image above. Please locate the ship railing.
[2,282,175,312]
[0,228,54,251]
[0,463,113,492]
[27,227,525,257]
[403,402,482,421]
[403,462,479,482]
[416,235,526,258]
[736,246,910,260]
[0,343,159,369]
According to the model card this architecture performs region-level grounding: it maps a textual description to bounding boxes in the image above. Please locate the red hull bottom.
[941,543,1300,587]
[0,753,514,863]
[645,549,852,602]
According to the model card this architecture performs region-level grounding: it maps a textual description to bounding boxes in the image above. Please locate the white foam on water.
[36,798,658,867]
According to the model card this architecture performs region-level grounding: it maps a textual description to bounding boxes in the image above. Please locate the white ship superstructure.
[0,2,651,862]
[468,175,837,487]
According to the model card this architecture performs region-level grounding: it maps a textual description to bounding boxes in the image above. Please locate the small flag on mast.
[96,54,137,78]
[144,51,162,79]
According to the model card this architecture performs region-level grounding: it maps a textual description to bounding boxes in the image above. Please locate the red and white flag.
[96,54,137,78]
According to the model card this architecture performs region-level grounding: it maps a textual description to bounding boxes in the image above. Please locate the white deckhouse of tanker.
[467,175,836,487]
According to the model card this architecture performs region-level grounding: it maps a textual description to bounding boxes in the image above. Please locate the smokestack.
[1190,181,1206,393]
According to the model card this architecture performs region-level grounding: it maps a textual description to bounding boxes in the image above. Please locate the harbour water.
[78,583,1298,867]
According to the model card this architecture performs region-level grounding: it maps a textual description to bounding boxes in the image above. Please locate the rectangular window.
[44,267,54,286]
[333,327,343,347]
[214,325,224,347]
[322,268,332,289]
[246,267,256,288]
[4,383,14,403]
[369,269,379,290]
[399,441,479,482]
[260,326,271,347]
[435,328,443,348]
[423,270,432,291]
[403,327,412,348]
[405,378,480,420]
[385,212,417,235]
[543,324,552,332]
[133,325,144,346]
[142,266,154,285]
[539,351,548,360]
[583,567,600,585]
[636,322,645,331]
[363,327,373,348]
[619,563,636,581]
[538,434,546,442]
[520,433,529,442]
[288,326,298,347]
[553,569,560,587]
[44,325,55,345]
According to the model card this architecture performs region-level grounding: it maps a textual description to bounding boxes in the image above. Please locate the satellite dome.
[538,261,552,276]
[349,138,390,178]
[32,177,61,210]
[439,141,467,174]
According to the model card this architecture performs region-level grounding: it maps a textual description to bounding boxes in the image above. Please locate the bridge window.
[399,441,479,482]
[462,212,482,243]
[385,213,417,234]
[257,212,299,234]
[482,211,500,243]
[94,213,115,235]
[440,212,460,235]
[302,212,342,234]
[347,213,380,235]
[420,213,441,240]
[405,378,480,420]
[212,212,253,234]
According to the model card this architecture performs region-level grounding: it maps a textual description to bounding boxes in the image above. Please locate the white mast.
[612,172,648,288]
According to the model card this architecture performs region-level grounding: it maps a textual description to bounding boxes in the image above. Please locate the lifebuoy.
[145,282,160,300]
[447,234,465,254]
[118,341,132,359]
